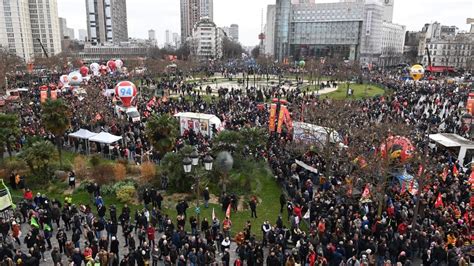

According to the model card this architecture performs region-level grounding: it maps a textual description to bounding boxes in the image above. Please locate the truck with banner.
[174,112,222,139]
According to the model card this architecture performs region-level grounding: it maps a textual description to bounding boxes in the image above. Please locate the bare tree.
[0,49,22,91]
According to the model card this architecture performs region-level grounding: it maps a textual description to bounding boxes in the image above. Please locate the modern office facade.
[148,29,155,41]
[78,29,87,41]
[29,0,62,57]
[180,0,215,45]
[380,21,406,66]
[264,5,276,56]
[229,24,239,42]
[272,0,403,65]
[180,0,200,44]
[200,0,213,21]
[85,0,128,44]
[0,0,34,61]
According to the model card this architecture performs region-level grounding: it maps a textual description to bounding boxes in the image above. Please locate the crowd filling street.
[0,62,473,266]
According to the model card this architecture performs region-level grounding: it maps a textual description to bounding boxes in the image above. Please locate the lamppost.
[183,151,213,229]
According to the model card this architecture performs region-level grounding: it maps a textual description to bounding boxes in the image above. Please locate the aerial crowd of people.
[0,61,472,266]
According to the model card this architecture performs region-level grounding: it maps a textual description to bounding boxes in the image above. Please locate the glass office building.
[274,0,384,63]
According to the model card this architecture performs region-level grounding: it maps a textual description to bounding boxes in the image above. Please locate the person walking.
[203,187,210,208]
[249,197,257,218]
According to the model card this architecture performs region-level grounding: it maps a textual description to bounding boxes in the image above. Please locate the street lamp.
[183,157,192,173]
[182,151,214,232]
[190,150,199,166]
[203,154,213,171]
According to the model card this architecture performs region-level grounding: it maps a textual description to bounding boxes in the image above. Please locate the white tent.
[68,129,98,154]
[429,133,474,166]
[89,132,123,145]
[68,129,97,140]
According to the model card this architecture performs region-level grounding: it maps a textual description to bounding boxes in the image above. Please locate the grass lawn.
[324,83,386,100]
[160,160,287,238]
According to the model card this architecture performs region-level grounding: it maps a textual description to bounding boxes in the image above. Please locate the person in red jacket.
[293,204,302,219]
[23,188,33,201]
[307,248,317,266]
[146,225,155,247]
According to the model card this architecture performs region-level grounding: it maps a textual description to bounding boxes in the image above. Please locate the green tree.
[240,127,268,154]
[222,37,245,59]
[41,99,71,167]
[160,145,194,192]
[251,46,260,59]
[0,113,20,158]
[212,130,243,154]
[19,140,57,181]
[145,113,179,157]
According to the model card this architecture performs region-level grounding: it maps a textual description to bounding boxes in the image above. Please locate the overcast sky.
[58,0,473,47]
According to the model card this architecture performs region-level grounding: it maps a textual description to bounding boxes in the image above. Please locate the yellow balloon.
[410,64,425,81]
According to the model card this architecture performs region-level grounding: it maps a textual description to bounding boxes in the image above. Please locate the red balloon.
[80,66,89,77]
[114,81,137,108]
[380,136,415,162]
[107,60,117,72]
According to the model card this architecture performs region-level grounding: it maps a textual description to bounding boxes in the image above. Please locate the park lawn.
[159,160,287,239]
[325,83,386,100]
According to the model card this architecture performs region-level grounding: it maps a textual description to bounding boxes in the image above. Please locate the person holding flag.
[222,209,232,238]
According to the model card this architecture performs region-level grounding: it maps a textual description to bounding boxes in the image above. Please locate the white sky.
[57,0,474,47]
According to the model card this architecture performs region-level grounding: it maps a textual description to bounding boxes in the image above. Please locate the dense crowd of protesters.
[0,64,472,265]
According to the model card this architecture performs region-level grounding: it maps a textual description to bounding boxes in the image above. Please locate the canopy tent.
[68,129,98,155]
[68,129,97,140]
[429,133,474,166]
[89,132,123,145]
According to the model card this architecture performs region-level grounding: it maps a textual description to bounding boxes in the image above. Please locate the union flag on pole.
[362,184,370,198]
[452,164,459,177]
[225,204,231,218]
[434,193,444,208]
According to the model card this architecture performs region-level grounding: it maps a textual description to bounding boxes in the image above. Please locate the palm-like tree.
[145,113,179,157]
[41,99,71,167]
[0,113,20,158]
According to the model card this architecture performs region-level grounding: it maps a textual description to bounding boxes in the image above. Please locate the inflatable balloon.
[99,65,108,75]
[90,63,100,75]
[115,59,123,70]
[380,136,415,162]
[79,66,89,77]
[299,60,305,68]
[107,60,117,72]
[114,81,137,108]
[59,75,70,87]
[410,64,424,81]
[68,72,83,86]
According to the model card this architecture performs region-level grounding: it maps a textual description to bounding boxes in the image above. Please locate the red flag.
[400,181,406,194]
[434,193,444,208]
[225,204,231,218]
[362,184,370,198]
[452,164,459,177]
[469,171,474,190]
